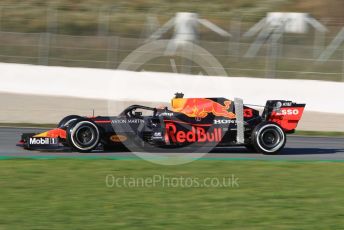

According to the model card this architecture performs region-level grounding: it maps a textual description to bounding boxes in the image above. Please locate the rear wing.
[262,100,306,133]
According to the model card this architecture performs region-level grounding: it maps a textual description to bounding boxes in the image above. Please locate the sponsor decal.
[29,138,58,145]
[110,135,127,142]
[276,108,300,116]
[172,98,236,119]
[111,119,144,124]
[282,102,292,106]
[269,106,305,131]
[165,123,222,143]
[213,119,236,125]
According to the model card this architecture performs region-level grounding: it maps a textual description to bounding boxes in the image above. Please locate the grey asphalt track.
[0,127,344,160]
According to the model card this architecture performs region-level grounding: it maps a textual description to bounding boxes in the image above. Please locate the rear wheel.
[251,122,286,154]
[66,119,100,152]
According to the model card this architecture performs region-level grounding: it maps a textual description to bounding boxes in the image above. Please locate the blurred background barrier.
[0,1,343,81]
[1,31,344,81]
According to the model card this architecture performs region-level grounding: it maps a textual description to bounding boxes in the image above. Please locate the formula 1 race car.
[18,93,306,154]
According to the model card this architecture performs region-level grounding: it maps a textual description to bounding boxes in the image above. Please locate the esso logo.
[279,109,299,116]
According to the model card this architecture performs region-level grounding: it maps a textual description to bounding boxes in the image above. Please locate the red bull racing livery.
[18,93,306,154]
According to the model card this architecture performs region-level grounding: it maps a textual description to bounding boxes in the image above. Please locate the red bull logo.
[165,123,222,143]
[171,98,236,119]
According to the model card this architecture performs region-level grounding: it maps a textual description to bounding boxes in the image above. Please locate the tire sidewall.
[252,122,286,154]
[67,119,100,152]
[57,115,81,129]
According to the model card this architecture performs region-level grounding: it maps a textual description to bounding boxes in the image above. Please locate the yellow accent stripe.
[33,131,49,138]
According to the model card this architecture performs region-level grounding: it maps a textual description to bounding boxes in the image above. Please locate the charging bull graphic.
[33,128,66,138]
[171,98,236,119]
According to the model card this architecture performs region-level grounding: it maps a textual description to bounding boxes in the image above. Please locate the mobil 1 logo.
[28,137,59,148]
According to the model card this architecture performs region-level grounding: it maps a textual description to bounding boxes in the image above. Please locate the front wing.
[17,129,67,150]
[17,133,63,150]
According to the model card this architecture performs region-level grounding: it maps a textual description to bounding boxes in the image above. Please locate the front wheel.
[66,119,100,152]
[251,122,286,154]
[57,115,81,129]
